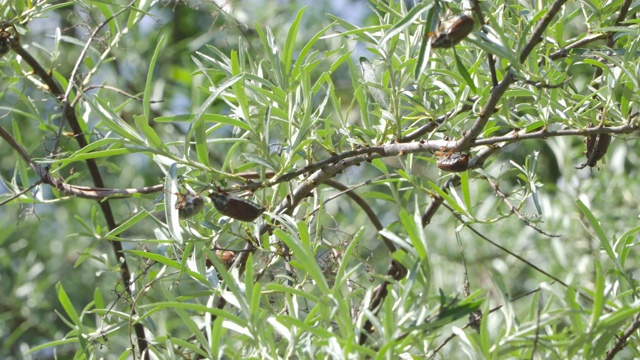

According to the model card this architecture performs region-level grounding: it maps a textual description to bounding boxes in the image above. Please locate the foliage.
[1,0,640,359]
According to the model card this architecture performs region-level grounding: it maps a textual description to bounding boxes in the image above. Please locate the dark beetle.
[437,153,470,173]
[208,190,265,222]
[175,192,204,219]
[0,36,11,57]
[431,12,475,49]
[575,131,611,169]
[0,21,14,58]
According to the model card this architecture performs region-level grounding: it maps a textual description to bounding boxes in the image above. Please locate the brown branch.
[461,0,568,148]
[61,184,164,200]
[320,178,396,252]
[399,96,477,143]
[592,0,633,82]
[519,0,569,64]
[10,6,148,357]
[459,69,515,147]
[605,313,640,360]
[247,120,638,194]
[547,33,607,62]
[0,124,164,202]
[472,123,639,147]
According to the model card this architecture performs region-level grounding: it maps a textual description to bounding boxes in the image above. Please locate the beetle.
[437,153,471,172]
[431,12,475,49]
[175,191,204,219]
[575,130,611,169]
[0,21,14,57]
[208,190,265,222]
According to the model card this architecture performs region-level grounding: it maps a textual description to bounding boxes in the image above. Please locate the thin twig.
[399,97,477,143]
[470,0,498,87]
[428,287,542,358]
[0,180,43,207]
[0,125,164,201]
[82,84,164,103]
[485,177,561,238]
[531,293,543,359]
[458,231,482,332]
[321,177,396,252]
[445,203,569,287]
[605,313,640,360]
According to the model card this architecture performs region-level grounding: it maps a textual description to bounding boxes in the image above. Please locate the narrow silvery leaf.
[359,57,390,110]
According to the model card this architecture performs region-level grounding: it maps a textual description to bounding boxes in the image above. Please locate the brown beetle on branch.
[208,189,266,222]
[175,191,205,219]
[575,130,611,169]
[437,153,471,173]
[0,21,16,58]
[430,12,475,49]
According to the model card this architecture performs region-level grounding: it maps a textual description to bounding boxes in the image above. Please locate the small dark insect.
[431,12,475,49]
[0,37,11,57]
[205,250,236,269]
[208,190,265,222]
[0,21,15,58]
[175,192,204,219]
[437,153,471,172]
[575,131,611,169]
[218,250,236,268]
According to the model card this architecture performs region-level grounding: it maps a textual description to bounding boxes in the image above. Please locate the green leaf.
[105,210,149,239]
[590,262,605,330]
[359,57,390,110]
[125,250,211,286]
[56,283,82,330]
[379,2,432,46]
[428,180,469,217]
[576,200,616,264]
[453,48,477,94]
[414,5,436,79]
[460,170,472,215]
[466,30,517,64]
[88,95,145,145]
[399,208,426,259]
[276,227,328,292]
[133,113,164,149]
[186,73,244,167]
[283,7,306,80]
[165,163,183,244]
[93,288,105,310]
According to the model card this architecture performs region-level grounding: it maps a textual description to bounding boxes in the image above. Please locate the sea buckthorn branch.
[399,96,477,143]
[8,8,148,357]
[605,313,640,360]
[461,0,569,148]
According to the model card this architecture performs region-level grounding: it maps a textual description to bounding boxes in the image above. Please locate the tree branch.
[10,9,148,357]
